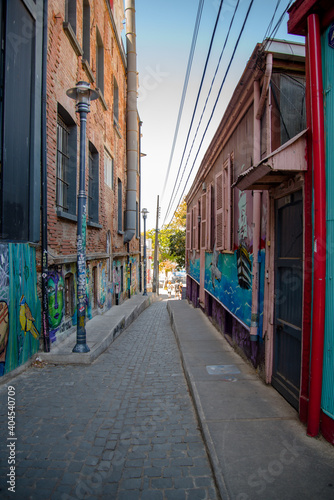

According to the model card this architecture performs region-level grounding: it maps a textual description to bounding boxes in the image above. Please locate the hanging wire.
[163,0,227,223]
[161,0,205,201]
[165,0,254,226]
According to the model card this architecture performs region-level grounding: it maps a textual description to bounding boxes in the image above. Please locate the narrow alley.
[0,300,218,500]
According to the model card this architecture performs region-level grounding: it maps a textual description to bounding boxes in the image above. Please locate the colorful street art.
[113,260,121,294]
[198,248,265,334]
[0,301,9,376]
[0,243,40,376]
[188,250,200,283]
[47,270,65,342]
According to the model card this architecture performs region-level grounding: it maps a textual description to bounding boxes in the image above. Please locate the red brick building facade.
[45,0,140,343]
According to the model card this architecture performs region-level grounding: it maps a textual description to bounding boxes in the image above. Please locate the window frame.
[56,104,77,218]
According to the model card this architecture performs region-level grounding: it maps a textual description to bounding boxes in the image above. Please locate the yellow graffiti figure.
[19,295,39,339]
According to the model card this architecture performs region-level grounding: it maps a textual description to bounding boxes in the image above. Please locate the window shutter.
[192,206,198,251]
[206,184,213,251]
[186,211,192,250]
[215,172,224,250]
[223,154,233,251]
[201,193,207,249]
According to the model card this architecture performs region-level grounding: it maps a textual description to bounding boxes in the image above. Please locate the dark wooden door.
[272,190,303,410]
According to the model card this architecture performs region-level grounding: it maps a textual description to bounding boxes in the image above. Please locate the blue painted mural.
[188,250,200,283]
[187,246,265,335]
[0,243,40,376]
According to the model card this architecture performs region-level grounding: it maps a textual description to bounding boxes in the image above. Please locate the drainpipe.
[250,53,272,341]
[139,120,142,292]
[124,0,138,244]
[307,13,326,438]
[41,0,50,352]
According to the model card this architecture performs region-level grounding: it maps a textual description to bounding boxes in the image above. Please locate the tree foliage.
[145,200,186,271]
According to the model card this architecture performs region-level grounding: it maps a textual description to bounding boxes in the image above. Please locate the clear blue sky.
[135,0,304,230]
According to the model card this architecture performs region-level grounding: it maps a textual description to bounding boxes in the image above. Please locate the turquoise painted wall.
[322,26,334,419]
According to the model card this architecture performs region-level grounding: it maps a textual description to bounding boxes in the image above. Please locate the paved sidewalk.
[0,299,218,500]
[167,300,334,500]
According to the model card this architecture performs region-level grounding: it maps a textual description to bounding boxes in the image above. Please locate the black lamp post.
[141,208,149,296]
[66,81,98,353]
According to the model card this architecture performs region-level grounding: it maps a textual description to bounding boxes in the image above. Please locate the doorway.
[272,190,303,410]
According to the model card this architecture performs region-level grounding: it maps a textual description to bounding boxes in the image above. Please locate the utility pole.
[152,195,160,294]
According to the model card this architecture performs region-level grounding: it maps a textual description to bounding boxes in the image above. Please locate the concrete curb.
[167,301,230,500]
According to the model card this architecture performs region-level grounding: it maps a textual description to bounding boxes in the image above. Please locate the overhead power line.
[164,0,241,225]
[166,0,255,226]
[161,0,204,201]
[163,0,227,224]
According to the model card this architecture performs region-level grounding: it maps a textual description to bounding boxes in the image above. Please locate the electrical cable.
[165,0,254,226]
[161,0,204,201]
[163,0,241,224]
[164,0,226,223]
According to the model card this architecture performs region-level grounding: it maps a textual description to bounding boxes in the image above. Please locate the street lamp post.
[141,208,149,296]
[66,81,98,353]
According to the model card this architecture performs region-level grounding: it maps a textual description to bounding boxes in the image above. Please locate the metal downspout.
[307,13,326,437]
[124,0,138,244]
[41,0,50,352]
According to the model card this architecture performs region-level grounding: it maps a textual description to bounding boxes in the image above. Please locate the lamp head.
[66,81,99,107]
[141,208,149,219]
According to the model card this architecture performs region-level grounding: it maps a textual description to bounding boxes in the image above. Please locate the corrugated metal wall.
[322,26,334,420]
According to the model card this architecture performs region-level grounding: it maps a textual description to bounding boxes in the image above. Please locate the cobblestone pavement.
[0,300,218,500]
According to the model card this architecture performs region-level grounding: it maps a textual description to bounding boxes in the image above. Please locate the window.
[117,178,123,233]
[1,0,43,241]
[215,154,233,251]
[104,149,113,189]
[82,0,90,64]
[56,104,77,216]
[96,28,104,95]
[65,273,75,318]
[113,77,119,124]
[88,142,99,224]
[66,0,77,34]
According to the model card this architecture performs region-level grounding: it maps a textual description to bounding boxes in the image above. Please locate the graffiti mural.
[0,301,9,376]
[188,250,200,283]
[47,270,65,342]
[99,262,107,307]
[205,250,252,328]
[113,260,121,294]
[0,243,41,376]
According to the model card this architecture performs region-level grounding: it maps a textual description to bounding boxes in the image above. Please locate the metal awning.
[232,129,308,191]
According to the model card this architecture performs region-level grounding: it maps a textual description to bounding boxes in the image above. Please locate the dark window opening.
[88,142,99,224]
[113,77,119,124]
[66,0,77,34]
[65,273,75,318]
[96,28,104,95]
[83,0,90,63]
